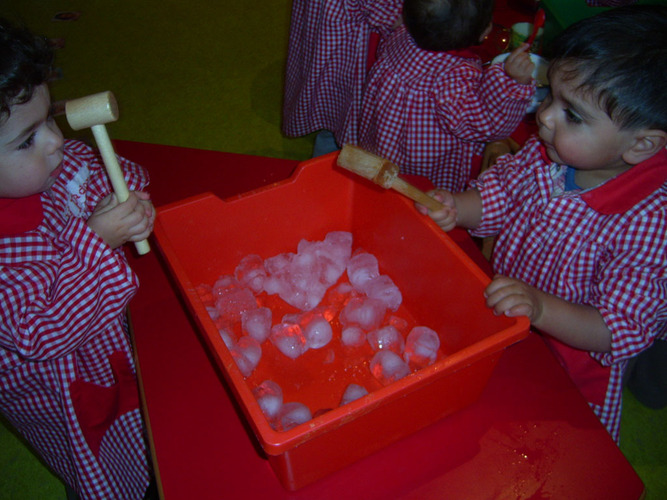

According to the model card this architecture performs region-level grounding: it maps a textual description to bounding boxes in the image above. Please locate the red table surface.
[115,140,644,499]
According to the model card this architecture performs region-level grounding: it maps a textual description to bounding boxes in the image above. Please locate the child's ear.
[623,130,667,165]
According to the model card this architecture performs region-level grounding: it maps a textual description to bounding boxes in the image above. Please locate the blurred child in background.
[349,0,535,191]
[282,0,402,157]
[418,5,667,442]
[0,18,156,499]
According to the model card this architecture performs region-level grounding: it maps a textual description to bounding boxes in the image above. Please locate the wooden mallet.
[66,91,150,255]
[337,144,444,212]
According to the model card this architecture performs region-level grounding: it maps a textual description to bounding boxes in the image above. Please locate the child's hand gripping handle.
[66,91,150,255]
[337,144,444,212]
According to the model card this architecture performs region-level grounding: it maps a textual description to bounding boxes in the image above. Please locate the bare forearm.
[485,275,612,353]
[533,290,612,353]
[453,189,483,229]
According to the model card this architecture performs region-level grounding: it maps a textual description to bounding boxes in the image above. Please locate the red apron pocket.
[70,351,140,456]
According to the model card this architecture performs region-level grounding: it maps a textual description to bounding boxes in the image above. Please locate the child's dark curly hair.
[403,0,494,52]
[0,18,54,123]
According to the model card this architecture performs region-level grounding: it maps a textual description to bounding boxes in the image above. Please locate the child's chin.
[543,144,561,164]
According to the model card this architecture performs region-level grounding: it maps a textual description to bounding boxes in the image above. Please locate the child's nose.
[46,121,65,152]
[536,101,553,129]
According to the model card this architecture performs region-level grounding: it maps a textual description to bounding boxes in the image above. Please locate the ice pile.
[262,231,353,311]
[253,380,313,431]
[340,383,369,406]
[367,327,439,384]
[270,307,336,358]
[277,402,313,431]
[367,325,405,353]
[341,325,365,347]
[253,379,370,431]
[230,336,262,377]
[198,231,444,431]
[370,351,411,385]
[347,252,402,311]
[242,307,272,343]
[404,326,441,369]
[269,322,307,359]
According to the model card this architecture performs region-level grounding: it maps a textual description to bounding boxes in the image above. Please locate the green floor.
[1,1,665,498]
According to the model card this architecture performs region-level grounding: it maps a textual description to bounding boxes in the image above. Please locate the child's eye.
[564,108,583,124]
[17,132,36,150]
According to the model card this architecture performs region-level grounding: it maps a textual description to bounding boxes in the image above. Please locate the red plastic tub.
[152,152,530,490]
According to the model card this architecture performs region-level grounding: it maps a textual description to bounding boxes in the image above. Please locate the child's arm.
[416,189,483,232]
[434,55,534,144]
[63,140,152,218]
[485,275,612,352]
[64,140,155,248]
[0,218,138,360]
[86,191,155,249]
[502,44,535,85]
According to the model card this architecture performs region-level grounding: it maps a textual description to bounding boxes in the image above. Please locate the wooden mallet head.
[65,91,119,130]
[337,144,444,212]
[65,91,150,255]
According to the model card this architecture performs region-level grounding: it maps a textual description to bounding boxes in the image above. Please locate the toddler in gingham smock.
[418,5,667,443]
[350,0,535,191]
[0,18,155,499]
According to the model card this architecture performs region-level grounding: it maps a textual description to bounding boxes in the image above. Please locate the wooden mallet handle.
[66,92,150,255]
[337,144,444,212]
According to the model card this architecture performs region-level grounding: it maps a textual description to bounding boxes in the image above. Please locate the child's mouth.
[50,163,63,179]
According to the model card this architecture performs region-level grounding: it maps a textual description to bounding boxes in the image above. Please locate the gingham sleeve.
[359,0,402,33]
[0,217,138,360]
[479,63,535,136]
[591,208,667,365]
[434,62,533,143]
[469,138,544,237]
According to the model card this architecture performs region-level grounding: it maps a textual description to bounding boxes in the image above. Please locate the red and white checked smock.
[351,25,534,191]
[0,140,152,499]
[470,136,667,442]
[282,0,402,145]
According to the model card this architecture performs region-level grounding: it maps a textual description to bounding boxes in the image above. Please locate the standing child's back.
[350,0,535,190]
